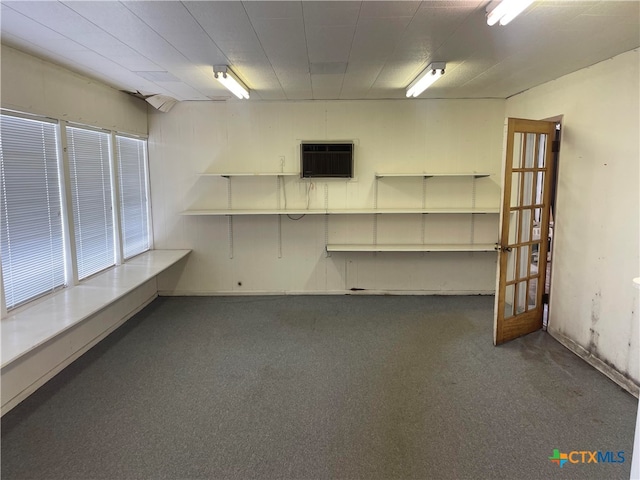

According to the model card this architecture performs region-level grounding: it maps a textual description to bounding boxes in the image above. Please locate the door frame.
[540,115,563,331]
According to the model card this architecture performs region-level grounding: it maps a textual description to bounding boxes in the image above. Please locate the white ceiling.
[1,1,638,101]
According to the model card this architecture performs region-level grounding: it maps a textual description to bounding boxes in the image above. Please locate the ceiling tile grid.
[1,1,638,103]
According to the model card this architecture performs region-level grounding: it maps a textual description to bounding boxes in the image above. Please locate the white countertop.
[1,249,190,368]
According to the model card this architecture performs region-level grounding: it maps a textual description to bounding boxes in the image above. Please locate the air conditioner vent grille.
[301,142,353,178]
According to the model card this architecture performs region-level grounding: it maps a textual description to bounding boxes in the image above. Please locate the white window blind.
[66,126,114,280]
[116,136,150,259]
[0,114,65,309]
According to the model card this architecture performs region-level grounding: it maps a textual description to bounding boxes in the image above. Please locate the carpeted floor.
[1,295,637,479]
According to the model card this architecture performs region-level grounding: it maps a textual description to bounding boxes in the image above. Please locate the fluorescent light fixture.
[213,66,250,99]
[486,0,534,26]
[406,62,446,98]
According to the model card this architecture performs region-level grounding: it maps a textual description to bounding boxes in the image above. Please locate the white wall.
[506,49,640,391]
[150,99,506,295]
[1,45,147,134]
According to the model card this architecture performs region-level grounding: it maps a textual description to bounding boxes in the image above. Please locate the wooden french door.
[494,118,556,345]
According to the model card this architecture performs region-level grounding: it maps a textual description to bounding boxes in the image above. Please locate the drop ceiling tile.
[311,74,344,100]
[310,62,348,75]
[183,1,259,49]
[366,88,406,100]
[568,10,640,30]
[349,17,414,63]
[120,1,199,35]
[61,1,190,68]
[244,1,307,68]
[425,1,484,7]
[339,63,384,98]
[359,1,420,18]
[391,3,481,59]
[337,88,368,100]
[248,17,308,67]
[373,4,480,89]
[527,1,592,23]
[61,51,161,90]
[582,0,640,18]
[302,2,361,26]
[133,71,180,83]
[3,1,97,35]
[153,82,208,102]
[274,68,312,100]
[251,88,285,101]
[121,1,228,66]
[4,1,165,72]
[183,1,280,96]
[242,1,302,20]
[145,32,228,66]
[306,25,356,64]
[1,6,85,52]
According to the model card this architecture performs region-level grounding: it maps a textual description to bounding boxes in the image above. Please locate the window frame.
[0,109,151,317]
[115,133,153,261]
[65,123,116,280]
[0,111,66,314]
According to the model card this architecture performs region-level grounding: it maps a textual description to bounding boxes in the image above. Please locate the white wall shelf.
[181,207,499,216]
[187,170,499,256]
[327,243,497,252]
[196,172,299,258]
[375,172,492,178]
[199,172,299,177]
[182,209,327,216]
[367,171,498,251]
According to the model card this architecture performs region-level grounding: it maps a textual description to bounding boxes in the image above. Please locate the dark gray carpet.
[1,295,637,480]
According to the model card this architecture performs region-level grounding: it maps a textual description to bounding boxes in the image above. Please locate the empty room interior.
[1,1,639,479]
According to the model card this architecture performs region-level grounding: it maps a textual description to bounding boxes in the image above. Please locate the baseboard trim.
[549,328,639,398]
[158,289,496,296]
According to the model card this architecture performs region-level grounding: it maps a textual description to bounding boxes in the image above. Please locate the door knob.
[495,243,512,252]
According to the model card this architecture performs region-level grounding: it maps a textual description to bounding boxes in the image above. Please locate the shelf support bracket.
[373,176,379,249]
[421,176,428,256]
[226,177,234,259]
[470,176,477,246]
[324,184,330,257]
[277,175,283,258]
[422,175,428,246]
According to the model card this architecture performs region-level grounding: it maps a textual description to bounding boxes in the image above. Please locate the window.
[1,111,150,313]
[66,126,114,280]
[0,114,65,309]
[116,136,150,258]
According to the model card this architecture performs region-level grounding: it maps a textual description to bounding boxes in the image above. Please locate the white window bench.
[1,249,190,413]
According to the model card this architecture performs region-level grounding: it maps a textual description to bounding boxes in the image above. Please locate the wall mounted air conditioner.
[300,142,354,178]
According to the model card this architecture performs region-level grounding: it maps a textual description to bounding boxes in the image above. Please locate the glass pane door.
[495,119,555,345]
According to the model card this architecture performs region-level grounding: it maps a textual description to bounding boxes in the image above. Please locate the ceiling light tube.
[487,0,534,26]
[406,62,446,98]
[213,66,250,99]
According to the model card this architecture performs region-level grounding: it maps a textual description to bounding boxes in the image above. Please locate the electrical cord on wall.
[283,177,306,220]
